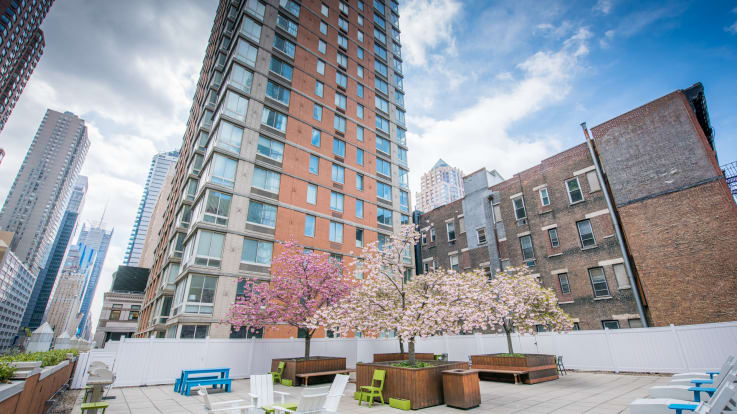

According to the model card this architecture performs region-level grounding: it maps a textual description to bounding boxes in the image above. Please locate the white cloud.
[399,0,461,66]
[407,28,592,201]
[727,21,737,34]
[594,0,614,14]
[599,29,616,48]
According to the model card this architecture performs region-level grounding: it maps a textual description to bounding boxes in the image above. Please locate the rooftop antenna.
[98,199,108,228]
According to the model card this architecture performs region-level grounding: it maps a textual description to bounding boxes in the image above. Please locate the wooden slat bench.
[472,364,558,384]
[472,368,528,384]
[295,369,355,385]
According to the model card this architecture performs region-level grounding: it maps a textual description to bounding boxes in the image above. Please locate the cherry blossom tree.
[312,225,499,365]
[485,266,574,354]
[225,241,353,360]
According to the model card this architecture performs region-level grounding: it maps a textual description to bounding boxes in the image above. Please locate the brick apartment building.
[416,83,737,330]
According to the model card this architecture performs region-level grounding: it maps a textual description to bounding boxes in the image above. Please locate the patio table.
[178,367,231,395]
[86,369,114,414]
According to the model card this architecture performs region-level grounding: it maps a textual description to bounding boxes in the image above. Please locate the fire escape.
[723,161,737,204]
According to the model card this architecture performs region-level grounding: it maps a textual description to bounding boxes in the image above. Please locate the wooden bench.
[472,368,529,384]
[472,364,559,384]
[183,377,232,396]
[295,369,355,385]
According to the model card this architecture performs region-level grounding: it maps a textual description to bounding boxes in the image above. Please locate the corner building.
[138,0,410,339]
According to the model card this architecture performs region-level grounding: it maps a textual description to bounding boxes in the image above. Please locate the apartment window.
[399,191,409,213]
[356,173,364,191]
[109,304,122,321]
[395,90,404,106]
[375,59,388,77]
[602,320,620,329]
[241,15,262,42]
[356,228,364,247]
[376,115,390,132]
[374,27,387,43]
[566,177,584,203]
[398,148,407,164]
[375,77,389,94]
[329,139,344,158]
[376,137,391,155]
[202,190,232,225]
[215,121,243,153]
[307,184,317,204]
[396,108,405,124]
[336,72,348,89]
[357,148,364,165]
[358,30,364,42]
[449,255,459,271]
[397,128,406,145]
[357,47,364,59]
[577,219,596,248]
[358,0,364,11]
[270,56,293,80]
[253,167,281,193]
[180,325,209,339]
[512,196,526,220]
[280,0,300,17]
[274,34,296,57]
[519,235,535,264]
[276,13,298,36]
[247,201,277,227]
[589,267,610,297]
[318,39,327,54]
[317,59,325,75]
[548,228,560,248]
[330,191,344,212]
[357,125,364,141]
[334,114,346,132]
[377,182,391,200]
[339,1,349,14]
[357,104,364,119]
[329,221,343,243]
[319,21,328,35]
[357,83,364,98]
[356,199,364,218]
[209,154,237,188]
[395,73,404,89]
[586,171,601,192]
[332,164,345,183]
[247,0,267,19]
[129,305,140,320]
[539,188,550,206]
[222,90,249,121]
[375,95,389,112]
[338,34,348,49]
[613,263,630,288]
[261,107,287,132]
[257,135,284,162]
[558,273,570,294]
[314,104,323,121]
[430,228,436,242]
[309,155,320,175]
[401,215,409,225]
[197,131,209,151]
[377,207,392,225]
[194,230,225,267]
[242,238,274,265]
[477,228,487,245]
[321,3,329,16]
[311,128,321,146]
[305,214,315,237]
[338,17,349,31]
[335,93,347,110]
[446,222,456,241]
[337,52,348,68]
[236,39,258,67]
[398,168,408,188]
[266,80,291,106]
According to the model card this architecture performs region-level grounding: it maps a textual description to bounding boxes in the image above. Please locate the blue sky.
[0,0,734,331]
[401,0,737,189]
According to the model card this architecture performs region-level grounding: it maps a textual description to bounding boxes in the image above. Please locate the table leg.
[89,385,104,414]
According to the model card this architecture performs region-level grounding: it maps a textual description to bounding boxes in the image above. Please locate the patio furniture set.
[80,361,115,414]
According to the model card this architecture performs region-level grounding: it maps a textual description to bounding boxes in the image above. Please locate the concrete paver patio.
[73,372,669,414]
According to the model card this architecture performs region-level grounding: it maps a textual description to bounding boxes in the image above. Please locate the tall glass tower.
[72,223,113,339]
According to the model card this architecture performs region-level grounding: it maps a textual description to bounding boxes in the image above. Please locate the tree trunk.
[304,333,311,360]
[505,328,514,354]
[399,337,404,353]
[408,337,416,365]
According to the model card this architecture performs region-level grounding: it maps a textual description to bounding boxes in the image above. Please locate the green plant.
[0,349,79,367]
[496,353,525,358]
[390,361,431,368]
[0,362,15,383]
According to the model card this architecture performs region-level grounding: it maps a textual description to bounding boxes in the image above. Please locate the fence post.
[474,333,483,356]
[604,328,619,373]
[670,324,689,372]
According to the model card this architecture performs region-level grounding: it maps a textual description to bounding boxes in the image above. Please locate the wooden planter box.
[357,360,467,409]
[470,353,558,384]
[372,353,436,362]
[270,356,346,385]
[442,369,480,409]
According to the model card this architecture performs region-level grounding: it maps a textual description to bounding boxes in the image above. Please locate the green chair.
[82,385,94,403]
[80,401,109,413]
[270,361,285,384]
[359,369,386,407]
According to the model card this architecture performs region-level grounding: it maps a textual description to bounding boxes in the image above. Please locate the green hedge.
[0,348,79,368]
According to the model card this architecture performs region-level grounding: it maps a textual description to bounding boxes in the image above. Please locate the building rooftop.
[111,266,150,293]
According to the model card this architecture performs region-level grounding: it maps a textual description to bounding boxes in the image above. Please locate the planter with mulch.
[470,353,558,384]
[372,353,436,362]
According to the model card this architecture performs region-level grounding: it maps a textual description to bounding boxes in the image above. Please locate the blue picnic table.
[175,367,231,396]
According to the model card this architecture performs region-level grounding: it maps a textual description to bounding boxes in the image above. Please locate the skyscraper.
[45,242,95,339]
[137,0,410,339]
[0,109,90,275]
[415,159,464,213]
[0,0,55,132]
[0,231,34,350]
[123,150,179,266]
[72,223,112,339]
[21,176,87,330]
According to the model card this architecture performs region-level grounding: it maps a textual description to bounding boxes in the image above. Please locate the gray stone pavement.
[72,372,669,414]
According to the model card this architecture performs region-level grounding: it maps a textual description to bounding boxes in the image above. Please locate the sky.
[0,0,735,336]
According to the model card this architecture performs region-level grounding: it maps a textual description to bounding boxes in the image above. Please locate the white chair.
[669,383,737,414]
[324,374,348,413]
[670,356,734,381]
[651,366,737,401]
[198,387,253,414]
[274,392,328,414]
[630,370,737,414]
[249,374,292,414]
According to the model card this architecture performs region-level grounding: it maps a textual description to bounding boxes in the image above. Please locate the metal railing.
[722,161,737,203]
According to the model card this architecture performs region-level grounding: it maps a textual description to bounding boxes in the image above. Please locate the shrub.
[0,362,15,383]
[0,348,78,367]
[390,361,431,368]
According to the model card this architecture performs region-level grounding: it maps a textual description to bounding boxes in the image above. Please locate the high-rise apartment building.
[123,150,179,266]
[72,223,112,339]
[21,176,87,331]
[0,109,89,275]
[416,159,464,213]
[45,242,95,339]
[137,165,175,268]
[0,231,35,350]
[137,0,410,339]
[0,0,54,132]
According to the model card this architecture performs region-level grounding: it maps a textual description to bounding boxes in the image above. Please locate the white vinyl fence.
[71,321,737,388]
